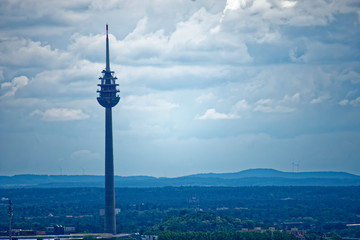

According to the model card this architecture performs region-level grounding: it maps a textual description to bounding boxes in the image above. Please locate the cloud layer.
[0,0,359,177]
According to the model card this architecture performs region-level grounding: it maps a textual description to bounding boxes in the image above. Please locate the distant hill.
[188,168,359,179]
[1,168,360,188]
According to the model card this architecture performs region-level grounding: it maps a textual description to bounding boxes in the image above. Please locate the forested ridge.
[1,169,360,187]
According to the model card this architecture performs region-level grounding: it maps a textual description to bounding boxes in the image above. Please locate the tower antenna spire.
[106,24,110,72]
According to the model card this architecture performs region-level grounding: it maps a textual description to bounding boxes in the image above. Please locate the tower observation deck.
[97,24,119,235]
[97,24,120,108]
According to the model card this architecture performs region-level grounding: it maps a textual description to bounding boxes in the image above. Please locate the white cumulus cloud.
[310,95,331,104]
[69,7,252,66]
[282,93,301,103]
[339,99,349,106]
[1,76,29,97]
[350,97,360,107]
[339,97,360,107]
[196,92,216,104]
[280,1,297,9]
[233,99,251,111]
[30,108,89,121]
[197,108,240,120]
[0,37,73,68]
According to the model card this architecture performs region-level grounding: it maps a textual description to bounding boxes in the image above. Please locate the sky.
[0,0,360,177]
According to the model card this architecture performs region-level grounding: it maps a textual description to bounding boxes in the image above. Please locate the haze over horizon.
[0,0,360,177]
[2,168,360,178]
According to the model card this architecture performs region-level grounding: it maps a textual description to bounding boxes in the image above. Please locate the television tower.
[97,24,119,234]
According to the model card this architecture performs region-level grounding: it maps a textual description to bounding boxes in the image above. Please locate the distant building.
[141,235,158,240]
[46,225,75,235]
[282,221,304,230]
[188,197,199,204]
[0,229,37,236]
[100,208,121,216]
[64,226,76,233]
[216,207,229,211]
[46,225,64,235]
[188,196,200,210]
[347,224,360,227]
[285,227,307,239]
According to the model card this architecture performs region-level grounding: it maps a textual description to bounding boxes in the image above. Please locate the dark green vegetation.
[157,230,298,240]
[0,186,359,239]
[1,169,360,188]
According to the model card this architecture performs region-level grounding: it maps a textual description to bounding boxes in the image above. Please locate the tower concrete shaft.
[97,24,119,235]
[105,107,116,234]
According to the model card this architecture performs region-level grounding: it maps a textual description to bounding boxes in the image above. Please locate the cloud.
[69,7,252,66]
[15,60,101,99]
[30,108,89,121]
[0,37,73,68]
[339,97,360,107]
[289,47,306,63]
[122,95,179,112]
[254,98,295,113]
[255,98,273,105]
[339,99,349,106]
[196,94,299,120]
[310,95,331,104]
[197,108,240,120]
[301,41,356,63]
[196,92,216,104]
[0,69,4,82]
[68,33,105,62]
[280,1,297,9]
[89,0,124,10]
[70,150,100,162]
[253,105,294,113]
[218,0,360,56]
[0,76,29,97]
[233,99,251,111]
[282,93,300,103]
[224,0,239,11]
[120,65,232,91]
[341,70,360,84]
[350,97,360,106]
[1,0,360,176]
